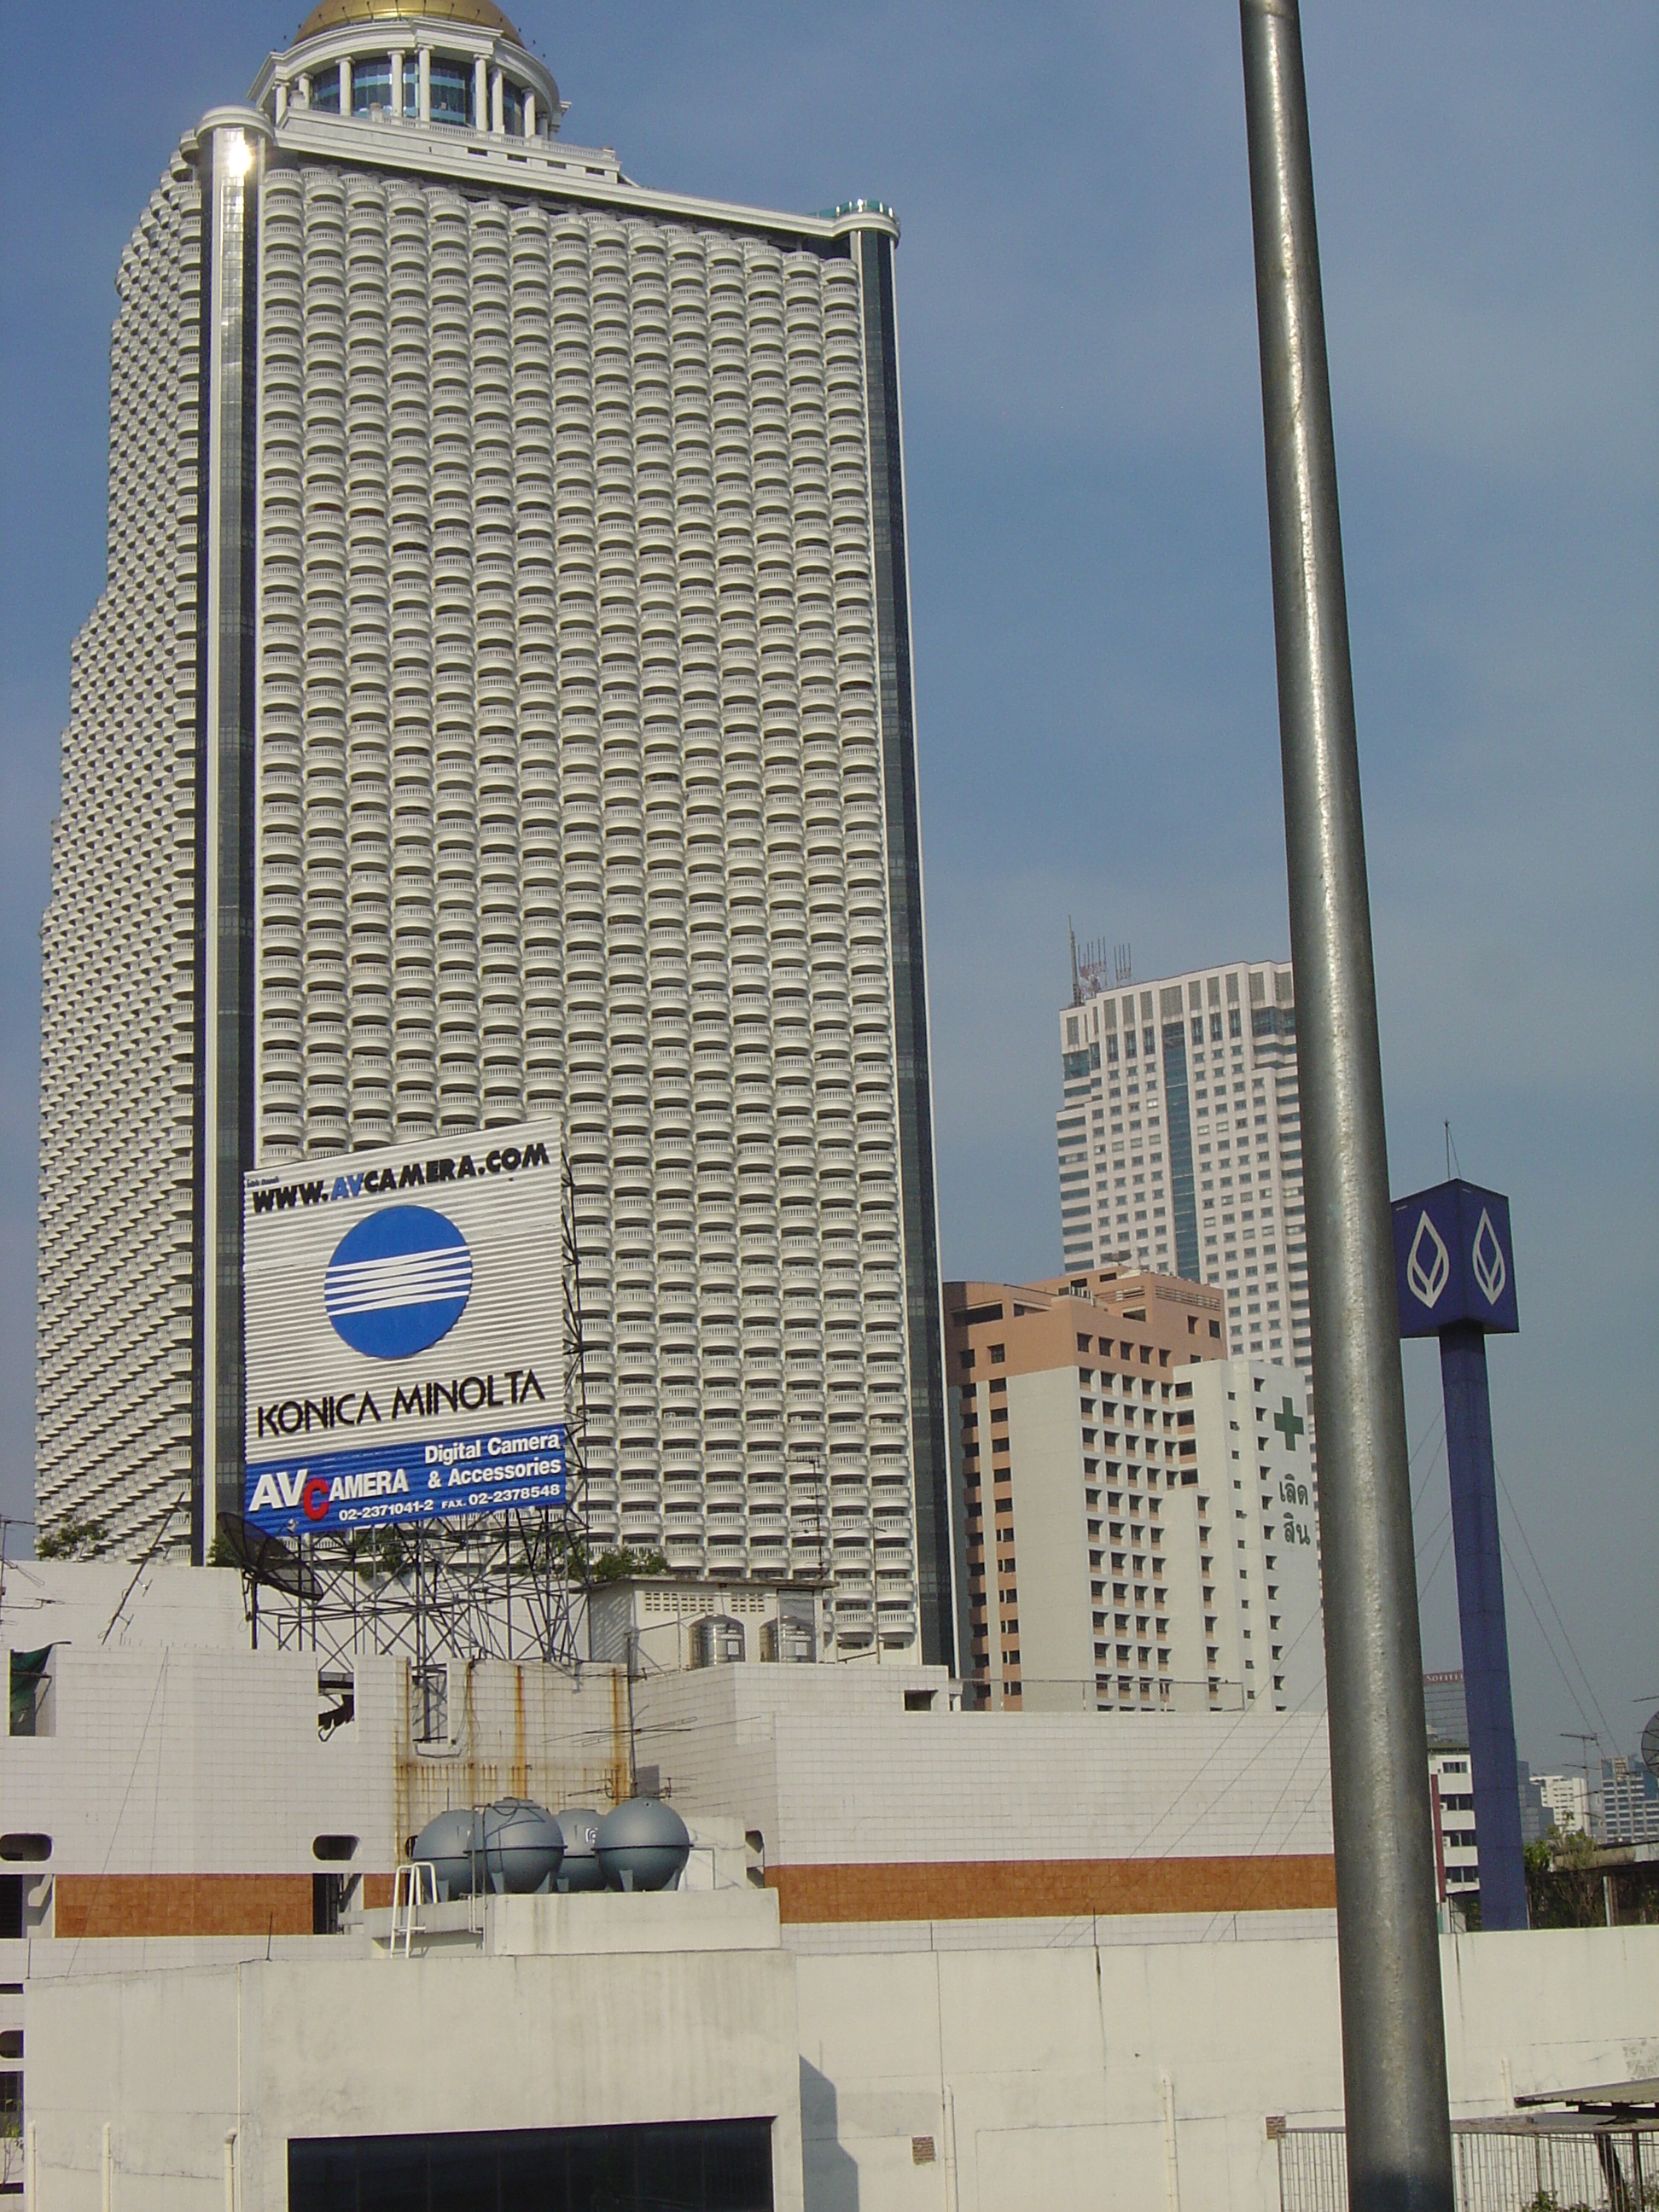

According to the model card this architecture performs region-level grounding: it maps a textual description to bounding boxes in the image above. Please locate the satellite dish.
[1642,1708,1659,1784]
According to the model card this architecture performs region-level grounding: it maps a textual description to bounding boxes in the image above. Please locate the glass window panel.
[402,55,418,115]
[428,57,471,125]
[352,57,392,114]
[308,63,340,113]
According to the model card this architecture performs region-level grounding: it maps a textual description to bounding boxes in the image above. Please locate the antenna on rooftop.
[1115,944,1132,986]
[1561,1730,1603,1799]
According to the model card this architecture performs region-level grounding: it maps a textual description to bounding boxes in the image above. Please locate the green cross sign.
[1274,1397,1304,1452]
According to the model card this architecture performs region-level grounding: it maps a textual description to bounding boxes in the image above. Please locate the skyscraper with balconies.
[1056,954,1309,1371]
[36,2,951,1662]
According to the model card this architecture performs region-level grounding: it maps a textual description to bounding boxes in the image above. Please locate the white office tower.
[37,3,952,1662]
[1057,955,1308,1371]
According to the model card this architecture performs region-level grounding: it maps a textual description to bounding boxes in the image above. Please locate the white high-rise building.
[943,1270,1321,1716]
[1056,954,1309,1371]
[36,2,952,1662]
[1532,1771,1594,1840]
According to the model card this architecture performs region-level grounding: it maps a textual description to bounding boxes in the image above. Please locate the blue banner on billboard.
[244,1423,567,1538]
[1391,1179,1519,1337]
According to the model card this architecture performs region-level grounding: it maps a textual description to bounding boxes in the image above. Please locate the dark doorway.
[288,2116,775,2210]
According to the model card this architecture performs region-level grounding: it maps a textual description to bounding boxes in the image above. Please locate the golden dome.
[295,0,525,42]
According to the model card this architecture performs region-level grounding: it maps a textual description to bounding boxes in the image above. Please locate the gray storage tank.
[595,1797,691,1892]
[478,1799,564,1895]
[553,1807,604,1893]
[410,1800,564,1897]
[409,1807,481,1902]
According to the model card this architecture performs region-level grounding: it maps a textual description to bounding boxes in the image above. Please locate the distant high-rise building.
[1427,1743,1480,1910]
[35,2,951,1662]
[1598,1754,1659,1845]
[1423,1670,1470,1749]
[1056,953,1307,1371]
[942,1268,1321,1717]
[1423,1676,1556,1894]
[1516,1760,1552,1848]
[1531,1771,1594,1840]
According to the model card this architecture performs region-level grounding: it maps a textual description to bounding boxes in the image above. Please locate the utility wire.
[1409,1422,1447,1522]
[102,1487,188,1646]
[1197,1717,1330,1941]
[1412,1504,1451,1563]
[1497,1523,1604,1756]
[1493,1458,1619,1753]
[1417,1525,1455,1610]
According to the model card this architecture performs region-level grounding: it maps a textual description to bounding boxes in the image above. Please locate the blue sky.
[1,4,1653,1773]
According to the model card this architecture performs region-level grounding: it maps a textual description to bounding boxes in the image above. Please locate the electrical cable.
[1417,1525,1455,1609]
[1493,1458,1619,1753]
[1497,1523,1605,1757]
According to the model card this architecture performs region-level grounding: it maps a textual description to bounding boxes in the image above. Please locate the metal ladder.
[389,1861,437,1959]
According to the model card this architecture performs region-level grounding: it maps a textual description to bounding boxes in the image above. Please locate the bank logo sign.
[242,1119,566,1538]
[1391,1178,1519,1338]
[1405,1210,1451,1311]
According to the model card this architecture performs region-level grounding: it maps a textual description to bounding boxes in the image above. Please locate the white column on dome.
[523,90,536,137]
[340,56,352,116]
[389,49,405,119]
[473,55,487,131]
[417,48,430,123]
[296,73,310,108]
[490,67,504,135]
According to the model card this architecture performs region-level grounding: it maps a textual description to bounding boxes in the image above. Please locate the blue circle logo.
[323,1205,473,1360]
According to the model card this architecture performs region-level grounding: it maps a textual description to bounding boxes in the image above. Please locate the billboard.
[242,1119,566,1538]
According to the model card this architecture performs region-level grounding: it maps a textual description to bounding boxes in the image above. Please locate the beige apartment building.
[945,1270,1322,1718]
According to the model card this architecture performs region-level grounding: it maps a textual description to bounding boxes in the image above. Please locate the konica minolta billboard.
[242,1118,566,1538]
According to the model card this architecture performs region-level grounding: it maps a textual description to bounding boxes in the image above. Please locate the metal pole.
[1237,6,1453,2208]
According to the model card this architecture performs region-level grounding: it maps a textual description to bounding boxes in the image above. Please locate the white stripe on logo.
[325,1253,471,1314]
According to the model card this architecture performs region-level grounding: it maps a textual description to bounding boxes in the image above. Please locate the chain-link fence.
[1276,2123,1658,2211]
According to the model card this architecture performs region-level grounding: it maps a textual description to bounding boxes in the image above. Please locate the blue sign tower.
[1392,1179,1524,1930]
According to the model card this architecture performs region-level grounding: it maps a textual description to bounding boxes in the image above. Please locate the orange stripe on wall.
[53,1873,316,1939]
[765,1855,1336,1923]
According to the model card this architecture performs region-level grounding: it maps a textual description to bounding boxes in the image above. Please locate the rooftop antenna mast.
[1562,1730,1602,1786]
[1115,943,1132,986]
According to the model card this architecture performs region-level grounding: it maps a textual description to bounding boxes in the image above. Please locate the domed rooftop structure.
[297,0,524,38]
[258,0,560,141]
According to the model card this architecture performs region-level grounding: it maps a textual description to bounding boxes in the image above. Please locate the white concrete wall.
[25,1902,806,2210]
[1,1558,250,1651]
[21,1914,1657,2212]
[1,1643,403,1878]
[0,1637,646,1889]
[796,1927,1659,2212]
[635,1665,1333,1872]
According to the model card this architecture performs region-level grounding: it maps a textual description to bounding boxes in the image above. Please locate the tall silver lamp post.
[1238,4,1455,2205]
